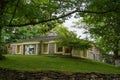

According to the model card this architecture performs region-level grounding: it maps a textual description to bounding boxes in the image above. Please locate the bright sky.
[63,17,87,39]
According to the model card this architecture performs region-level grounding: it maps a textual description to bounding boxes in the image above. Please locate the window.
[65,48,72,53]
[17,45,21,53]
[29,48,34,54]
[56,44,63,52]
[83,50,87,57]
[57,46,63,52]
[43,44,48,52]
[24,44,36,54]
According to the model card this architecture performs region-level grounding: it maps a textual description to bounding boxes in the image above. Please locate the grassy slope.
[0,55,120,74]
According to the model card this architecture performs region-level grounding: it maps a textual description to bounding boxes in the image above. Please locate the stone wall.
[115,59,120,67]
[0,68,120,80]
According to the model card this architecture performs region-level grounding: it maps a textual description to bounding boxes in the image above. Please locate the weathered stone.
[0,68,120,80]
[115,59,120,66]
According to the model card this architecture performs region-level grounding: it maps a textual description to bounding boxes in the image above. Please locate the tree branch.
[6,9,78,27]
[9,0,20,25]
[5,9,114,27]
[77,9,115,14]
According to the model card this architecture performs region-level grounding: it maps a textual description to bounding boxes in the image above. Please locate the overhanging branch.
[77,9,113,14]
[9,0,20,25]
[6,9,78,27]
[5,9,114,27]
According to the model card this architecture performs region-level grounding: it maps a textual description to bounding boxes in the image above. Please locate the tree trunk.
[113,50,119,59]
[0,0,7,60]
[113,40,120,65]
[0,27,5,60]
[114,49,120,66]
[113,39,120,59]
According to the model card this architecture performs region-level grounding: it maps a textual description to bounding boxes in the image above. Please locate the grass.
[0,54,120,74]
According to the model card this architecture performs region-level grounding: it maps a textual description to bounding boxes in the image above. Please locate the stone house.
[6,30,102,61]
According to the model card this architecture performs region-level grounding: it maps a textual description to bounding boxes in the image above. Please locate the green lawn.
[0,55,120,74]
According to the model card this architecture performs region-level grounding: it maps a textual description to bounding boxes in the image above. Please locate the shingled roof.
[10,30,61,43]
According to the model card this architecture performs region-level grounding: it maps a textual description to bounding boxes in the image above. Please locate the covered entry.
[24,44,36,55]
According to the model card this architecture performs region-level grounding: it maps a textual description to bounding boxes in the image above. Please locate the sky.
[63,17,87,39]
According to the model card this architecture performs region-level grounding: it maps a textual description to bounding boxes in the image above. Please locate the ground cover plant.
[0,55,120,74]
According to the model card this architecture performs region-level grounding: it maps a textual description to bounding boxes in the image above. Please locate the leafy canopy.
[54,24,92,50]
[1,0,120,59]
[75,0,120,59]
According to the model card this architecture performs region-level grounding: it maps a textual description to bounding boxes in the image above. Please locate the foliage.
[2,24,54,43]
[0,0,84,27]
[74,0,120,59]
[54,24,92,50]
[0,55,120,73]
[0,24,54,55]
[1,0,120,60]
[0,0,84,59]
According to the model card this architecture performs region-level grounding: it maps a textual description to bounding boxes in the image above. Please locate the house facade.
[6,30,102,61]
[72,44,102,61]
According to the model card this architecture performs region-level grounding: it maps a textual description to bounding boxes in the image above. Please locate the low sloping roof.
[10,30,61,44]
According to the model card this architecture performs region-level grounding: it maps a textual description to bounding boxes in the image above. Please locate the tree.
[0,0,120,60]
[0,0,76,59]
[54,24,92,55]
[3,24,54,43]
[1,21,57,56]
[75,0,120,59]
